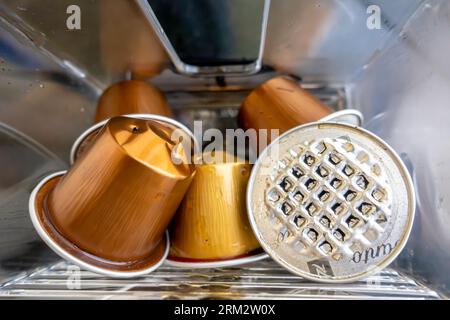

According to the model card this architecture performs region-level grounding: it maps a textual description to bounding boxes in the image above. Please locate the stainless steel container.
[0,0,449,299]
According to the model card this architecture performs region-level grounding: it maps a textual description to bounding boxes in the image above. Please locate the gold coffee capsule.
[168,151,266,268]
[70,80,175,163]
[30,116,196,277]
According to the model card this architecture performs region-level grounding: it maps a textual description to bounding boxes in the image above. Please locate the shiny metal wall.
[0,0,424,82]
[353,0,450,294]
[264,0,424,81]
[0,0,448,296]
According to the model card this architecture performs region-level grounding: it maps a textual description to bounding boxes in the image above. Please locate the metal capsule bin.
[0,0,449,299]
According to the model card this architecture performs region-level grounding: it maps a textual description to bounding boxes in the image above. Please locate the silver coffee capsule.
[320,109,363,127]
[247,122,415,283]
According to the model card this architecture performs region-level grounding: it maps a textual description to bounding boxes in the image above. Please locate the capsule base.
[166,250,268,269]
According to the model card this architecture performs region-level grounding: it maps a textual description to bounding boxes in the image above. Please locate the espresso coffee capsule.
[30,116,196,277]
[70,80,174,163]
[95,80,173,122]
[70,114,196,165]
[167,151,267,268]
[247,122,415,282]
[239,76,362,151]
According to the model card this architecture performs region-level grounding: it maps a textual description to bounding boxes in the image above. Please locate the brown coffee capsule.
[95,80,173,122]
[70,114,195,165]
[30,116,196,277]
[167,151,266,268]
[71,80,175,163]
[238,76,362,152]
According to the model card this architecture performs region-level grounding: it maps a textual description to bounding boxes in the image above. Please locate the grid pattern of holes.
[265,138,390,261]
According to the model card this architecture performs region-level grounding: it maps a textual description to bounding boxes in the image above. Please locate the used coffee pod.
[95,80,173,122]
[30,116,196,277]
[71,114,196,165]
[247,122,415,282]
[239,76,363,151]
[70,80,174,163]
[167,151,267,268]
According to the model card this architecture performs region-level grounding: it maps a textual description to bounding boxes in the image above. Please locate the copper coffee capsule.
[167,151,266,268]
[95,80,173,122]
[70,80,174,163]
[30,116,196,277]
[239,76,363,152]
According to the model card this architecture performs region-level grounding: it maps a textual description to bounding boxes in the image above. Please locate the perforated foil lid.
[247,122,415,282]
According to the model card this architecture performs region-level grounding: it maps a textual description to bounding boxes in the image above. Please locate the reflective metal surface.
[137,0,270,76]
[0,0,449,298]
[0,123,65,281]
[264,0,425,82]
[352,0,450,295]
[0,260,442,299]
[0,0,168,84]
[0,0,424,81]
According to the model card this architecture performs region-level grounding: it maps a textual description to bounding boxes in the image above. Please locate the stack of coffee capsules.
[29,77,415,282]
